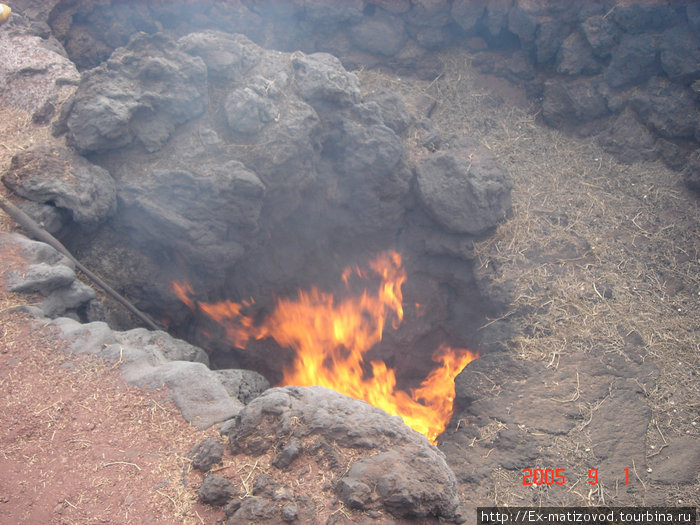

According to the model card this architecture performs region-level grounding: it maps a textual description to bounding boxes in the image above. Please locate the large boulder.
[226,386,460,519]
[66,32,207,153]
[416,146,512,235]
[116,162,265,275]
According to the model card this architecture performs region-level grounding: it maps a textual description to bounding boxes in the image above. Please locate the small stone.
[281,502,299,522]
[197,474,236,506]
[189,437,225,472]
[272,437,302,470]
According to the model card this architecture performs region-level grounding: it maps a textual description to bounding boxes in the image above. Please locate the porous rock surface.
[0,10,79,117]
[226,385,460,520]
[42,29,512,375]
[2,144,117,227]
[65,32,208,153]
[416,145,513,235]
[42,0,700,190]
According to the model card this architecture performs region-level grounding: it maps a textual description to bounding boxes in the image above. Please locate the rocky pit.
[1,1,698,523]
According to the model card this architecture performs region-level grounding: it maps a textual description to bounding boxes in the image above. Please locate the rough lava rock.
[179,30,262,83]
[0,16,80,117]
[604,33,660,89]
[542,77,609,128]
[2,144,116,227]
[198,474,237,506]
[0,232,99,320]
[214,369,270,405]
[226,386,460,519]
[56,31,420,336]
[416,147,512,235]
[66,32,207,153]
[630,77,698,140]
[116,162,265,276]
[598,108,658,163]
[291,51,361,108]
[189,437,225,473]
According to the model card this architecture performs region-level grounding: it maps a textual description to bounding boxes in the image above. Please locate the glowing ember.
[173,251,477,442]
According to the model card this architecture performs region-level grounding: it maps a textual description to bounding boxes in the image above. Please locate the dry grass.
[358,48,699,507]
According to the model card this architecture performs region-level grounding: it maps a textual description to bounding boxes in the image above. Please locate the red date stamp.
[522,468,631,486]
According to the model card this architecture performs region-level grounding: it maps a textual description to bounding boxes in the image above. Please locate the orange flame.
[173,250,477,442]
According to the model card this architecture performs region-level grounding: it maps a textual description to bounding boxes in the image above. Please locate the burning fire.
[173,251,477,442]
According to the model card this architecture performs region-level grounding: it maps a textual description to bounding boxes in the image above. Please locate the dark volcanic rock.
[225,87,280,135]
[542,77,609,128]
[66,33,207,153]
[604,33,660,89]
[451,2,485,33]
[2,144,116,227]
[228,386,460,519]
[611,2,684,34]
[658,24,700,83]
[214,369,270,405]
[535,19,570,64]
[580,14,620,58]
[556,31,601,76]
[7,262,75,295]
[124,360,244,429]
[17,201,68,234]
[323,114,411,232]
[508,6,537,46]
[304,0,364,25]
[0,24,80,115]
[116,163,265,278]
[271,437,302,470]
[416,148,512,235]
[598,108,658,163]
[228,496,278,523]
[292,52,361,109]
[190,437,225,472]
[198,474,237,506]
[364,88,413,135]
[178,30,262,83]
[631,77,698,140]
[0,233,98,320]
[114,328,209,365]
[485,0,514,37]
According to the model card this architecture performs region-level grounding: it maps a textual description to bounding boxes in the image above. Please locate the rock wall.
[2,15,514,383]
[36,0,700,190]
